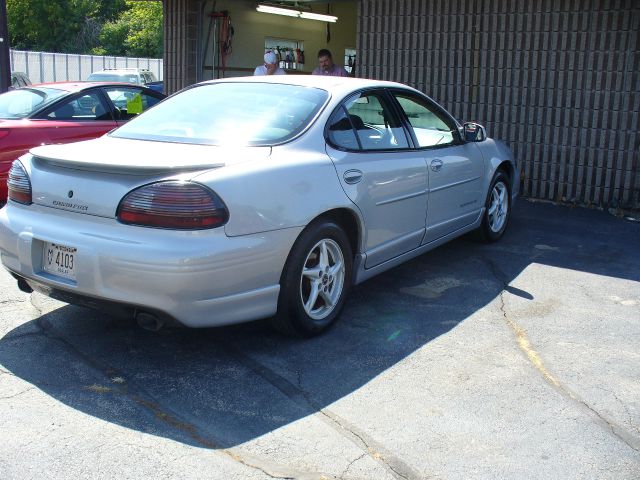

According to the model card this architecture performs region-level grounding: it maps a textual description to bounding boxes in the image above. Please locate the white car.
[87,68,157,85]
[87,68,163,93]
[0,76,518,337]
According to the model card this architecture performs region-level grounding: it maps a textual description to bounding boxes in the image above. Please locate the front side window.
[327,91,409,151]
[103,86,162,120]
[393,94,457,148]
[44,91,111,121]
[111,82,329,146]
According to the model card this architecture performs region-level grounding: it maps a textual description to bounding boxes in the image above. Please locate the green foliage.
[94,19,129,56]
[100,1,163,58]
[7,0,162,57]
[93,0,127,22]
[8,0,94,52]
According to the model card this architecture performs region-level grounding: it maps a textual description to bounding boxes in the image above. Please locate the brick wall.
[163,0,199,94]
[358,0,639,211]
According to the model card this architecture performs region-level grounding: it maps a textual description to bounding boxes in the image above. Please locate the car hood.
[29,136,271,174]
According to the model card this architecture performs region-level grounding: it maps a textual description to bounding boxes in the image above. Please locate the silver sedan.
[0,76,518,337]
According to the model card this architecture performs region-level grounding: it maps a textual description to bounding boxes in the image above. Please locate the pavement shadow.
[0,201,638,448]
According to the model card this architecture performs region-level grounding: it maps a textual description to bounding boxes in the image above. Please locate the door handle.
[430,159,443,172]
[343,169,363,184]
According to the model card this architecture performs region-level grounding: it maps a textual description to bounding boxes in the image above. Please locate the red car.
[0,82,165,204]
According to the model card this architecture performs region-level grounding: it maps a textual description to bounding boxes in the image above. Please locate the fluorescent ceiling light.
[299,11,337,22]
[256,4,338,23]
[256,5,300,18]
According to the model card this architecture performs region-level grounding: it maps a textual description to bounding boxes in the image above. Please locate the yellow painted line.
[505,317,563,389]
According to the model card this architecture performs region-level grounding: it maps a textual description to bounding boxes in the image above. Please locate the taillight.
[7,160,32,205]
[117,181,228,229]
[0,129,10,140]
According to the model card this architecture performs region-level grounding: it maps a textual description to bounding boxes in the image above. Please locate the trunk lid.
[26,136,270,218]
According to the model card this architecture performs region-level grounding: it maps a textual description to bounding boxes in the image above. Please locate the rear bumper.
[0,203,301,328]
[8,270,280,328]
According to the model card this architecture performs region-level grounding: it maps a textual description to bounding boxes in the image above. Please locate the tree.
[96,1,163,58]
[6,0,161,57]
[7,0,125,53]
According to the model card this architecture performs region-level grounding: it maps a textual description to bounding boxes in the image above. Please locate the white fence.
[9,49,163,83]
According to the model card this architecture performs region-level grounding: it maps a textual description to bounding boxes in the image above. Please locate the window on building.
[344,48,356,75]
[264,37,305,71]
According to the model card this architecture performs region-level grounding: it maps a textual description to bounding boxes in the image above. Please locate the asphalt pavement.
[0,199,639,480]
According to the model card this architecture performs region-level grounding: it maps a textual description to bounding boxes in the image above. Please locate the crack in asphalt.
[29,295,45,317]
[0,298,27,305]
[595,385,640,434]
[339,453,366,478]
[315,409,421,480]
[0,386,35,399]
[224,342,426,480]
[482,257,640,452]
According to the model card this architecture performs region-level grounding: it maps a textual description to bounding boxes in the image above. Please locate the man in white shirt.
[254,51,286,76]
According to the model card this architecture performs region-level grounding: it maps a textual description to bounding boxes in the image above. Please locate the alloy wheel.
[487,181,509,233]
[299,238,345,320]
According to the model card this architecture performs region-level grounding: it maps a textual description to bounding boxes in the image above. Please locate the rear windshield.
[87,73,141,84]
[110,82,329,146]
[0,87,68,119]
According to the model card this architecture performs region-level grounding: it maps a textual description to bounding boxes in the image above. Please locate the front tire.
[477,171,511,242]
[271,220,353,337]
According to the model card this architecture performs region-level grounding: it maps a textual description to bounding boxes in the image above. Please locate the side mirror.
[463,122,487,142]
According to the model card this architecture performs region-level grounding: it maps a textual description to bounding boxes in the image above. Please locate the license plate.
[43,242,77,281]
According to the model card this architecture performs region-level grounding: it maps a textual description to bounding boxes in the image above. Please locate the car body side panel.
[352,210,484,285]
[14,119,117,144]
[325,145,429,268]
[192,148,357,238]
[475,139,520,201]
[423,142,485,243]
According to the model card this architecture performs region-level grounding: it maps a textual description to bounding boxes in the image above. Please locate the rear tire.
[477,171,511,242]
[271,220,353,337]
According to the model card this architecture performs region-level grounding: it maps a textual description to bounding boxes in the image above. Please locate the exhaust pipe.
[10,273,33,293]
[135,311,164,332]
[16,277,34,293]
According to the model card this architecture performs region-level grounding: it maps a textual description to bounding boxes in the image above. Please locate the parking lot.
[0,199,638,480]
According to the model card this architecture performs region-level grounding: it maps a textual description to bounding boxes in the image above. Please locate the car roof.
[198,75,421,96]
[27,81,157,92]
[89,68,151,74]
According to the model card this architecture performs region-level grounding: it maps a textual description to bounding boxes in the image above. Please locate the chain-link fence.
[9,49,163,83]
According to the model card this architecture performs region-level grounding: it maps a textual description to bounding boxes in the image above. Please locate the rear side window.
[44,91,111,121]
[327,107,360,150]
[0,87,67,119]
[326,91,409,151]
